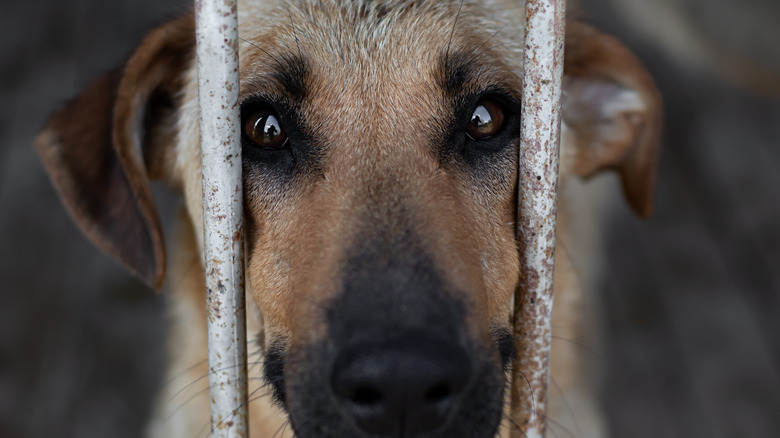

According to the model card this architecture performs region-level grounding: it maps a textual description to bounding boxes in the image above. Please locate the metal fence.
[194,0,566,436]
[511,0,567,437]
[195,0,248,436]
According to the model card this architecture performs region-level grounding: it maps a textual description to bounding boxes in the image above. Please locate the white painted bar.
[511,0,567,437]
[195,0,248,436]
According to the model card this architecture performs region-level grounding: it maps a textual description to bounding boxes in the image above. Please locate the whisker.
[163,377,267,424]
[161,335,264,394]
[542,413,577,438]
[468,24,507,63]
[556,237,587,299]
[161,357,209,388]
[501,412,530,438]
[445,0,466,72]
[550,335,598,358]
[271,418,292,438]
[239,36,284,67]
[547,419,564,438]
[476,40,516,59]
[195,382,275,438]
[515,368,537,414]
[287,9,303,61]
[166,361,265,403]
[163,382,210,424]
[549,375,581,437]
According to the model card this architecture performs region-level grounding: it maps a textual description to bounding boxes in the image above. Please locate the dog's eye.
[244,109,288,149]
[466,100,505,140]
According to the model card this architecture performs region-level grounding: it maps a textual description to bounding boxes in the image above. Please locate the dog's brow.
[439,49,523,101]
[269,54,308,100]
[440,50,477,94]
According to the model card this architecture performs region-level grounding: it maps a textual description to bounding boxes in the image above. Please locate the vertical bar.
[195,0,248,437]
[511,0,567,437]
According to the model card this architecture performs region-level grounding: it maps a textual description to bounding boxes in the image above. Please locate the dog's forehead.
[236,0,524,113]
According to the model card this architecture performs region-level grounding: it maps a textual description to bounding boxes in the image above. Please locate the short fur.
[37,1,661,437]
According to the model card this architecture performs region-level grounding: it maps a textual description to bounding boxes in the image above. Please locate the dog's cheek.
[244,180,345,347]
[243,165,314,339]
[456,152,519,325]
[479,218,520,323]
[244,205,294,336]
[247,248,293,332]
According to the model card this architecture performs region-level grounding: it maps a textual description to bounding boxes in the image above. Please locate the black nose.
[330,334,472,437]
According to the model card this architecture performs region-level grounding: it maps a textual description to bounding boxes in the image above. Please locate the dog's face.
[37,1,660,437]
[230,5,525,435]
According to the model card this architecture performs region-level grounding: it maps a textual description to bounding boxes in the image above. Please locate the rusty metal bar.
[511,0,567,437]
[195,0,248,436]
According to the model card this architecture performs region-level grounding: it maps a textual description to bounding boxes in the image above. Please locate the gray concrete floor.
[1,1,779,437]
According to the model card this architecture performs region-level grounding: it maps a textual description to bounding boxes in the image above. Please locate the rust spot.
[524,268,540,293]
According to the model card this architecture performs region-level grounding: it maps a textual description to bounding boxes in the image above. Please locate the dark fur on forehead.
[270,54,309,100]
[439,50,523,100]
[306,0,453,20]
[442,50,476,95]
[239,48,309,101]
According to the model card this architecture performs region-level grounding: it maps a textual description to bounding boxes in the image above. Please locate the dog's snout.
[331,334,471,436]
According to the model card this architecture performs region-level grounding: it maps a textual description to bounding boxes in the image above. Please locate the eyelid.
[241,98,276,115]
[473,90,520,112]
[457,91,516,125]
[240,94,292,115]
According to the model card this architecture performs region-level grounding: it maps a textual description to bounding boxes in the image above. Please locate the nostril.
[424,382,451,404]
[331,335,472,436]
[351,386,382,406]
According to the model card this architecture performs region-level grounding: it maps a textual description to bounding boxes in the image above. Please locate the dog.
[36,1,660,437]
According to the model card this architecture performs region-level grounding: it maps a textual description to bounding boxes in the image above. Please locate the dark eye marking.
[435,90,520,167]
[239,98,297,176]
[239,96,323,182]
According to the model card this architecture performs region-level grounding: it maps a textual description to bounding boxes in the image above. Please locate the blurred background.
[1,0,778,437]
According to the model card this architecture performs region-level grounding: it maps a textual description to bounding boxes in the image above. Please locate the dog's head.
[37,1,660,437]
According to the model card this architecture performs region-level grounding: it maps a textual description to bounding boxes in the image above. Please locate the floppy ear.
[36,14,195,290]
[562,21,662,218]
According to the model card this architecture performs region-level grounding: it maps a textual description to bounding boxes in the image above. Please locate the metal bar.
[195,0,248,436]
[510,0,567,437]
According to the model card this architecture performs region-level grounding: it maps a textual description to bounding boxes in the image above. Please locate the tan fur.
[37,1,661,437]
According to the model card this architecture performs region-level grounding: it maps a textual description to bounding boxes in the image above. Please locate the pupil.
[263,115,280,140]
[245,109,286,148]
[472,105,492,129]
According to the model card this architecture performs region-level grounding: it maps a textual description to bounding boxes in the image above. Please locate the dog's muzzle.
[274,240,507,438]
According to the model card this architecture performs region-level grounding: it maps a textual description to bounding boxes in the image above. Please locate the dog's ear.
[562,21,662,218]
[36,15,195,290]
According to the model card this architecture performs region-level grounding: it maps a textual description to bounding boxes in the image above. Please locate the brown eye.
[466,100,505,140]
[244,109,288,149]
